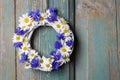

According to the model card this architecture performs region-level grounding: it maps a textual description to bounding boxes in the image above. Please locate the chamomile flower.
[52,22,63,32]
[61,27,71,37]
[19,13,32,26]
[61,55,70,63]
[40,56,53,71]
[21,43,30,53]
[13,34,23,42]
[44,63,52,71]
[60,46,71,56]
[22,37,29,44]
[45,9,51,17]
[25,62,31,69]
[39,13,46,25]
[13,34,23,48]
[28,50,38,59]
[19,24,29,31]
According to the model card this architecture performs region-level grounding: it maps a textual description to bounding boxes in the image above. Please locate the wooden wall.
[0,0,120,80]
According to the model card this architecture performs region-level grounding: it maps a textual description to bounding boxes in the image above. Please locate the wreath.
[12,8,74,71]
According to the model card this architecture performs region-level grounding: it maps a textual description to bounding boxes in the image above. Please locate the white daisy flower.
[39,13,46,25]
[45,10,51,17]
[13,34,23,43]
[24,62,31,69]
[39,56,53,71]
[61,27,71,37]
[44,63,52,71]
[21,43,30,53]
[19,13,32,26]
[57,16,65,22]
[52,21,63,32]
[60,55,70,63]
[60,46,72,56]
[18,24,28,31]
[22,37,29,44]
[28,50,38,59]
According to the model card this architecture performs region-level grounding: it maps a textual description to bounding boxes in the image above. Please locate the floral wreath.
[12,8,74,71]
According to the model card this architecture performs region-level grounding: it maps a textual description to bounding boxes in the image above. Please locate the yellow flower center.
[61,47,67,53]
[24,18,29,23]
[23,39,27,43]
[46,64,50,68]
[62,21,67,25]
[26,64,29,66]
[17,54,21,59]
[31,18,34,22]
[48,59,52,62]
[63,56,68,60]
[16,36,20,40]
[56,24,61,28]
[40,16,44,21]
[28,23,32,27]
[30,53,35,57]
[40,59,44,63]
[63,29,68,33]
[22,26,26,29]
[23,46,27,51]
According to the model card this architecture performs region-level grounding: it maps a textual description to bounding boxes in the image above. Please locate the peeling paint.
[82,1,114,20]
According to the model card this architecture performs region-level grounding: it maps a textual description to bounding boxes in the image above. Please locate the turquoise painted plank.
[75,0,88,80]
[16,0,47,80]
[116,0,120,79]
[75,0,120,80]
[84,0,119,80]
[38,0,75,80]
[0,0,16,80]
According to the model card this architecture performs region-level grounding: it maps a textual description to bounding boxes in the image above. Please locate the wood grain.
[0,0,120,80]
[116,0,120,79]
[75,0,120,80]
[75,0,88,80]
[0,0,16,80]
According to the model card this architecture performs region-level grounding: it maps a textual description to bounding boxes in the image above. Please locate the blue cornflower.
[54,41,62,49]
[66,40,74,46]
[50,50,56,56]
[47,12,57,22]
[52,61,60,70]
[48,7,57,13]
[53,53,62,61]
[30,57,39,68]
[28,9,40,21]
[57,33,64,40]
[14,42,22,48]
[15,27,28,35]
[19,52,27,63]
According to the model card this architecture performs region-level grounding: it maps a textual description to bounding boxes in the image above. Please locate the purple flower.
[47,12,57,22]
[30,57,39,68]
[53,53,62,61]
[50,50,56,56]
[48,7,57,13]
[52,61,60,70]
[29,9,40,21]
[14,42,22,48]
[54,41,62,49]
[66,40,74,47]
[57,33,64,40]
[19,52,27,63]
[15,27,28,35]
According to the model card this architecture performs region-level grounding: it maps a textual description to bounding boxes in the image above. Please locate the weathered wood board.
[0,0,119,80]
